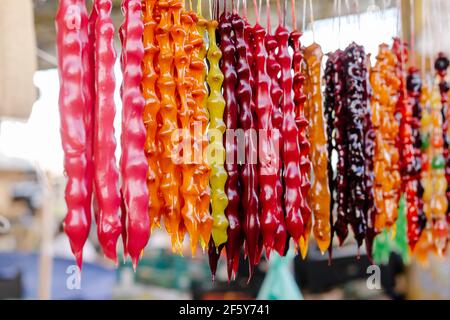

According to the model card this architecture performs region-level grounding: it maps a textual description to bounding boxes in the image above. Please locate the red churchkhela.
[119,0,151,269]
[93,0,122,263]
[55,0,93,269]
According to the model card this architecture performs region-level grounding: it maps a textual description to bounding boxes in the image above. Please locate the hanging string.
[291,0,297,30]
[283,0,287,27]
[436,0,443,53]
[208,0,212,20]
[266,0,271,32]
[354,0,360,32]
[224,0,227,14]
[259,0,263,24]
[309,0,316,42]
[426,0,433,86]
[198,0,202,15]
[338,0,342,49]
[216,0,220,20]
[236,0,240,14]
[397,0,402,39]
[410,0,415,66]
[189,0,193,11]
[277,0,282,27]
[420,0,426,79]
[243,0,247,19]
[253,0,259,24]
[302,0,306,33]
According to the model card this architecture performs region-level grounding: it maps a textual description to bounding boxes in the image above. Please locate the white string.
[259,0,262,23]
[302,0,306,33]
[208,0,212,20]
[420,0,426,78]
[309,0,315,42]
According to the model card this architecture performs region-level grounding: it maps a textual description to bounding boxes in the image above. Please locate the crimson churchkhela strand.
[119,0,150,269]
[93,0,122,262]
[267,17,287,257]
[233,12,261,279]
[56,0,93,269]
[218,9,243,282]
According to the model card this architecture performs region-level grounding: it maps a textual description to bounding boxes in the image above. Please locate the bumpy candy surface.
[370,44,401,234]
[303,43,331,254]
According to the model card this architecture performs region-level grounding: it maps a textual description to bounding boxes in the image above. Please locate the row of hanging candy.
[56,0,449,278]
[140,0,323,281]
[56,0,151,270]
[324,38,450,265]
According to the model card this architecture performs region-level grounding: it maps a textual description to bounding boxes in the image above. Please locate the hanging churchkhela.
[303,43,331,255]
[277,0,302,256]
[232,3,261,279]
[119,0,150,268]
[56,0,93,269]
[55,0,450,278]
[266,0,287,258]
[93,0,122,263]
[207,0,229,279]
[219,1,243,281]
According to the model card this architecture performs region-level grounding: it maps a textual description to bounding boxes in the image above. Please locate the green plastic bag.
[257,250,303,300]
[373,194,410,265]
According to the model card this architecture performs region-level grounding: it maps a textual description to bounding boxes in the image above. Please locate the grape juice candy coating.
[276,24,303,249]
[119,0,150,268]
[56,0,92,268]
[156,0,182,251]
[344,43,370,248]
[93,0,122,262]
[218,11,243,279]
[190,9,212,249]
[267,25,287,257]
[289,30,311,250]
[142,0,162,231]
[206,19,229,249]
[303,43,331,254]
[253,23,279,257]
[175,5,199,254]
[233,14,260,278]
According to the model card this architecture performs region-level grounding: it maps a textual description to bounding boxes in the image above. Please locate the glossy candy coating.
[142,0,162,231]
[56,0,92,268]
[155,0,182,251]
[344,43,370,248]
[93,0,122,262]
[218,11,243,279]
[254,23,279,257]
[370,44,401,234]
[433,54,450,254]
[191,11,212,250]
[176,5,200,254]
[303,43,331,254]
[233,15,260,278]
[119,0,151,268]
[268,25,288,257]
[289,31,311,258]
[276,25,303,249]
[207,19,229,249]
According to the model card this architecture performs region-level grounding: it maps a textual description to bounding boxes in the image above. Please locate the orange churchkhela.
[155,0,183,252]
[189,1,212,249]
[142,0,162,231]
[302,43,331,255]
[370,44,401,232]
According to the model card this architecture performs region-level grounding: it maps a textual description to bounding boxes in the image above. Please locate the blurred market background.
[0,0,449,300]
